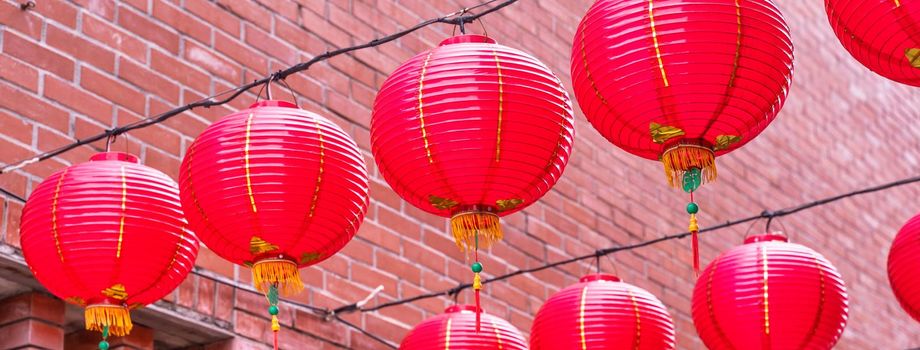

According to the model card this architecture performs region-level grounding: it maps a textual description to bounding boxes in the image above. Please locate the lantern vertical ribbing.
[371,34,575,330]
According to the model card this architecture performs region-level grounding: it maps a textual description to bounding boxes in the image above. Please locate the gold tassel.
[473,273,482,290]
[450,211,502,253]
[271,315,280,332]
[688,214,699,232]
[85,304,132,337]
[660,144,717,188]
[252,259,304,296]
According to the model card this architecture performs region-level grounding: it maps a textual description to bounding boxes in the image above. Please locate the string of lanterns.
[8,0,920,348]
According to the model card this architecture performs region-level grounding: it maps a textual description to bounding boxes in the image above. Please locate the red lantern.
[825,0,920,86]
[179,100,369,296]
[20,152,199,338]
[531,274,676,349]
[371,34,575,325]
[888,212,920,322]
[692,233,848,349]
[571,0,793,272]
[399,305,528,350]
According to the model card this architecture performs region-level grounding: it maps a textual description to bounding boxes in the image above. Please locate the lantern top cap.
[744,232,789,244]
[90,152,140,164]
[248,100,298,109]
[445,304,481,314]
[580,273,621,283]
[439,34,495,46]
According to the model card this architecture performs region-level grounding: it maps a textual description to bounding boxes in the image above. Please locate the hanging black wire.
[0,0,517,175]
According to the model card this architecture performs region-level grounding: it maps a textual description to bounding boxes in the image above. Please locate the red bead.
[692,233,848,349]
[889,213,920,322]
[825,0,920,86]
[20,152,198,307]
[531,274,676,349]
[571,0,793,160]
[399,305,527,350]
[178,100,369,267]
[371,34,575,218]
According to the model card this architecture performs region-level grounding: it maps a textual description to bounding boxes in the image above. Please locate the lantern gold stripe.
[762,246,770,336]
[243,112,258,214]
[116,166,127,258]
[579,285,588,350]
[728,0,742,88]
[50,168,69,262]
[629,289,642,350]
[493,49,504,162]
[418,51,435,164]
[309,119,325,218]
[578,30,610,106]
[647,0,670,87]
[445,317,452,350]
[800,257,827,346]
[491,318,504,349]
[895,0,901,7]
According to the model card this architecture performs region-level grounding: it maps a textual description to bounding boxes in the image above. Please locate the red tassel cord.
[266,284,281,350]
[688,191,700,276]
[472,233,483,333]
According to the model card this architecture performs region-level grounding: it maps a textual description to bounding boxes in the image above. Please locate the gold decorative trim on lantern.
[252,258,304,296]
[496,198,523,212]
[300,252,322,264]
[660,143,717,188]
[250,236,280,254]
[449,210,502,253]
[647,0,670,87]
[85,303,132,337]
[429,194,459,210]
[905,48,920,68]
[102,283,128,300]
[713,135,742,151]
[650,123,685,144]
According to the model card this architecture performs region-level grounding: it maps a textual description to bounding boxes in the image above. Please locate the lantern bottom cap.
[660,144,717,189]
[85,304,133,337]
[252,258,304,296]
[450,211,503,253]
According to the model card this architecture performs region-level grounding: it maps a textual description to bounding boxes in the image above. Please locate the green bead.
[269,305,279,315]
[687,202,699,214]
[99,341,110,350]
[471,262,483,273]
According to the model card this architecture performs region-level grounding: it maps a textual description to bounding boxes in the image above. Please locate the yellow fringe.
[689,214,699,232]
[473,273,482,290]
[252,259,304,296]
[660,144,717,188]
[85,304,132,337]
[450,211,503,253]
[271,315,280,331]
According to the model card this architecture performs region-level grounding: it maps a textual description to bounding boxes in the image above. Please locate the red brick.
[116,108,182,155]
[46,23,116,73]
[117,5,179,53]
[150,49,211,94]
[2,31,74,80]
[185,39,242,84]
[0,80,69,132]
[0,55,39,92]
[34,0,78,28]
[118,56,180,103]
[214,31,268,73]
[43,74,113,120]
[72,0,116,20]
[81,14,147,63]
[183,0,241,36]
[151,0,212,45]
[0,2,42,39]
[80,66,146,115]
[215,0,271,32]
[243,23,297,64]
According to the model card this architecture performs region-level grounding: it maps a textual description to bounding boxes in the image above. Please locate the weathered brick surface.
[1,0,919,349]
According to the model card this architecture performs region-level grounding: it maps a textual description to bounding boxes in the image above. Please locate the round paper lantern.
[825,0,920,86]
[692,233,848,349]
[531,274,676,349]
[888,212,920,322]
[179,100,369,297]
[20,152,199,338]
[571,0,793,272]
[572,0,793,188]
[371,34,575,321]
[399,305,528,350]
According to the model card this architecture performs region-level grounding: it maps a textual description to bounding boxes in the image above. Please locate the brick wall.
[1,0,919,348]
